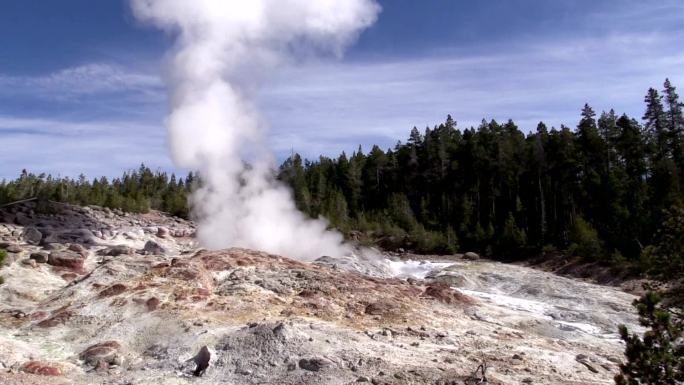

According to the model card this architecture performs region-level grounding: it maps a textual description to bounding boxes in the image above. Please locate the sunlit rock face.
[0,202,641,385]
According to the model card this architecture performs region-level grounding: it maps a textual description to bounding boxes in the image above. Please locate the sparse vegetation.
[0,249,6,286]
[616,291,684,384]
[568,217,603,260]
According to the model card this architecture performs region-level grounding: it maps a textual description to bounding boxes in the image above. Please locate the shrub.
[500,213,527,256]
[615,291,684,384]
[542,244,558,254]
[0,249,6,286]
[569,217,603,259]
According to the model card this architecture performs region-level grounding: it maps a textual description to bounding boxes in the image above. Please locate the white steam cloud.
[130,0,380,260]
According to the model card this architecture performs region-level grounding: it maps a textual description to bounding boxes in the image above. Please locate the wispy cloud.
[0,63,163,101]
[260,30,684,159]
[0,115,171,180]
[2,3,684,178]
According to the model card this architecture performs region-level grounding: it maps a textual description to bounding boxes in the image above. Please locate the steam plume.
[130,0,380,260]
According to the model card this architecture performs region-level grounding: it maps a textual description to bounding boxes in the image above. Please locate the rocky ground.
[0,201,642,384]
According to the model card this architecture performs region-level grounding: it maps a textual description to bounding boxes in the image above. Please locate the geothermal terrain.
[0,202,642,385]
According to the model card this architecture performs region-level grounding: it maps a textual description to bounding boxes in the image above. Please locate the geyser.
[130,0,380,260]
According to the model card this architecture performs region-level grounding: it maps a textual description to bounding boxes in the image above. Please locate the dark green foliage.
[641,205,684,277]
[0,249,6,285]
[500,213,527,257]
[568,217,603,260]
[280,80,684,260]
[615,292,684,384]
[0,165,193,219]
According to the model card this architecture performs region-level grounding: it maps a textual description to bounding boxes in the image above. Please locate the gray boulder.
[463,252,480,261]
[142,240,168,255]
[30,252,48,263]
[21,227,43,245]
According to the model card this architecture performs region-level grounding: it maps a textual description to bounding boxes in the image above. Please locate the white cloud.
[259,31,684,159]
[2,17,684,177]
[0,63,163,100]
[0,116,171,179]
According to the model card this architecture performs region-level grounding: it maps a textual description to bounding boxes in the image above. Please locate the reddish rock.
[61,272,78,282]
[21,258,37,268]
[98,283,128,298]
[196,288,211,297]
[423,283,475,305]
[80,341,121,366]
[20,361,63,376]
[47,251,84,272]
[37,310,72,327]
[5,244,24,253]
[30,311,48,321]
[200,254,234,271]
[157,226,170,238]
[68,243,88,257]
[146,297,160,311]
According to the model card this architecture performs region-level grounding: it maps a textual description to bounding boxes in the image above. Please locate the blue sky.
[1,0,683,179]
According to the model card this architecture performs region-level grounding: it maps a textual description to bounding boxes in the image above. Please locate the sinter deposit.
[0,202,641,384]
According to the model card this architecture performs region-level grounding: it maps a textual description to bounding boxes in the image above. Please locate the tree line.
[279,79,684,274]
[0,165,194,219]
[1,79,682,275]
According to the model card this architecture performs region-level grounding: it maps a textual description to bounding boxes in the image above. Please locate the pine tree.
[641,205,684,276]
[615,291,684,384]
[644,88,669,160]
[663,79,684,168]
